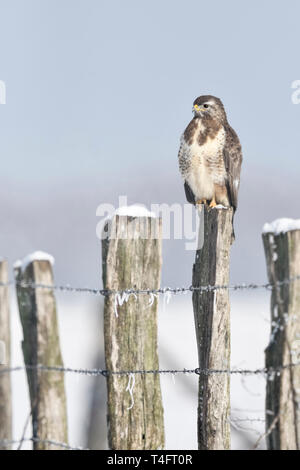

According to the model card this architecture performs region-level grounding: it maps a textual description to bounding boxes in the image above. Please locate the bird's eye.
[203,104,209,108]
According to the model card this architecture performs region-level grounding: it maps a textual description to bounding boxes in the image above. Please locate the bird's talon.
[208,199,217,209]
[196,199,207,205]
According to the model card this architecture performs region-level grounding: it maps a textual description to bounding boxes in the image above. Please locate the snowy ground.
[9,288,270,450]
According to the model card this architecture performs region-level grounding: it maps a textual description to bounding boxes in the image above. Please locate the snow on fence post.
[192,206,233,450]
[14,252,68,450]
[262,218,300,450]
[0,260,12,449]
[102,207,164,450]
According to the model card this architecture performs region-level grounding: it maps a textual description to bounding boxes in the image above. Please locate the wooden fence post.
[14,252,68,450]
[102,212,164,450]
[262,221,300,450]
[0,260,12,449]
[192,206,233,450]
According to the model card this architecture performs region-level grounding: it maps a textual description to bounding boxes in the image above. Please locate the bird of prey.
[178,95,242,231]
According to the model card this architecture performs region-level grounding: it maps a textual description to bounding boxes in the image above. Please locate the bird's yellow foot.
[196,198,207,205]
[208,198,217,209]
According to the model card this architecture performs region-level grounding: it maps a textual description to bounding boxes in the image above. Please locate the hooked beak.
[194,104,205,113]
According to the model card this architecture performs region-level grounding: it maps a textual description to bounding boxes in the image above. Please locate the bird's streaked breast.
[178,119,227,200]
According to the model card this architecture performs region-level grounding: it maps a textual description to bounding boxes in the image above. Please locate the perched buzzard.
[178,95,242,234]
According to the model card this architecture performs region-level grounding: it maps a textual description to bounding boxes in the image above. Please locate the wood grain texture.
[263,230,300,450]
[0,260,12,449]
[102,215,164,450]
[192,206,233,450]
[15,260,68,450]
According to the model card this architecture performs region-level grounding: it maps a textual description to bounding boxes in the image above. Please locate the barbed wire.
[0,274,299,297]
[0,412,271,451]
[0,418,267,451]
[0,437,89,451]
[2,273,298,451]
[0,417,280,451]
[0,361,299,377]
[0,416,272,451]
[0,415,271,451]
[230,417,266,423]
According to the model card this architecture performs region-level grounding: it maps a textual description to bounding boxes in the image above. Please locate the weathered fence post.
[102,210,164,450]
[14,252,68,450]
[192,206,233,450]
[0,260,12,449]
[262,219,300,450]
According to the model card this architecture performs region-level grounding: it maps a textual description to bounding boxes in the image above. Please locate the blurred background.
[1,0,300,450]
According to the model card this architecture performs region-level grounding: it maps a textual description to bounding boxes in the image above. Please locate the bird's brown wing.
[184,181,195,204]
[178,133,196,205]
[223,124,242,211]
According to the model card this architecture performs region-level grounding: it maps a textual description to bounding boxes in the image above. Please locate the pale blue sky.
[0,1,299,285]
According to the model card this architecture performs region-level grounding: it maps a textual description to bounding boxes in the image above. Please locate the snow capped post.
[262,218,300,450]
[0,259,12,449]
[14,252,68,450]
[192,206,233,450]
[102,206,164,450]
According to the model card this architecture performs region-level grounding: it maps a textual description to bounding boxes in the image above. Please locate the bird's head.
[192,95,227,123]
